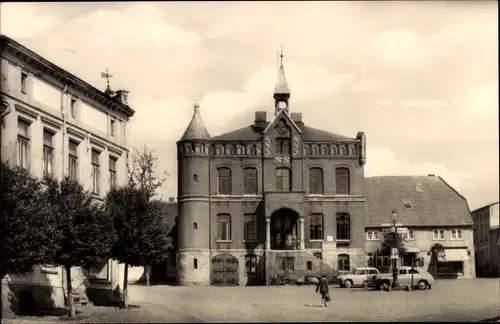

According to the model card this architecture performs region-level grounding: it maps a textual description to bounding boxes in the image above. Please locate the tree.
[428,243,445,277]
[127,145,168,285]
[380,230,407,257]
[105,185,172,308]
[128,145,168,200]
[43,177,114,318]
[1,162,57,278]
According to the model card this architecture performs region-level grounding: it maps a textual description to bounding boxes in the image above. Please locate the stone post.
[299,218,305,250]
[265,218,271,250]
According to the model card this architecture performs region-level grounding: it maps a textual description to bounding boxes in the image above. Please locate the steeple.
[180,103,210,141]
[274,47,290,116]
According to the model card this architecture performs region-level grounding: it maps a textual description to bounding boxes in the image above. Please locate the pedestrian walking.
[315,275,330,307]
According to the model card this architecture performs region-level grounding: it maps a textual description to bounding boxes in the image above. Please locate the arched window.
[217,214,231,241]
[335,167,350,195]
[338,254,350,271]
[243,167,258,194]
[275,167,291,192]
[193,258,198,269]
[193,222,198,230]
[192,174,198,183]
[217,167,231,195]
[336,213,350,240]
[309,214,323,240]
[309,168,324,194]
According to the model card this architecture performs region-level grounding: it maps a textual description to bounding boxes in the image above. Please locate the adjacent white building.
[0,35,142,311]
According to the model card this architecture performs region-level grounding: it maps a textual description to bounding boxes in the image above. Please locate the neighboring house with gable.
[471,201,499,277]
[364,175,476,279]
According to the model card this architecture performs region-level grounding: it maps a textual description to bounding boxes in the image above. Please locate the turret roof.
[180,103,210,141]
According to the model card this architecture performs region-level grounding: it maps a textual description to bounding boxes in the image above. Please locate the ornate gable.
[263,108,302,135]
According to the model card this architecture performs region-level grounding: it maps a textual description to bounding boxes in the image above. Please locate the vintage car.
[337,267,380,288]
[373,266,435,290]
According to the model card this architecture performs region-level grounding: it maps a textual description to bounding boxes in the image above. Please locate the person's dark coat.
[316,277,329,295]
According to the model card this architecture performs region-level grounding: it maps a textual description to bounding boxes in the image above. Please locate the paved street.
[128,279,500,322]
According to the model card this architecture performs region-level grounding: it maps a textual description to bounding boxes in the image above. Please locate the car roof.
[354,267,378,270]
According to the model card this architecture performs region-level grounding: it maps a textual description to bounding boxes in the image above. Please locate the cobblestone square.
[129,278,500,322]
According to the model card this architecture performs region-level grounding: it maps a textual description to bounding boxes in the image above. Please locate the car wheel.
[418,280,428,290]
[283,278,291,285]
[362,280,370,289]
[344,280,353,288]
[381,282,389,291]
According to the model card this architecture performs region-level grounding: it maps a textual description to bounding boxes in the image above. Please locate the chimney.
[115,90,129,105]
[168,197,175,204]
[291,112,302,123]
[255,111,267,123]
[428,174,435,177]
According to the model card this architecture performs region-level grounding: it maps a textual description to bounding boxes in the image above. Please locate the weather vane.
[100,69,114,92]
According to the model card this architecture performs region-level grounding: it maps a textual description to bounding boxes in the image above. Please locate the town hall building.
[176,53,369,286]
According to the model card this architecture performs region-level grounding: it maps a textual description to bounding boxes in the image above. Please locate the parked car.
[373,266,435,290]
[337,267,380,288]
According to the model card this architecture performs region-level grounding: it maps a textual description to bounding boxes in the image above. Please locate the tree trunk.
[122,263,129,309]
[145,265,150,286]
[65,266,75,318]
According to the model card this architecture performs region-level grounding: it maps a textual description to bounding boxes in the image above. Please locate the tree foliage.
[105,185,172,267]
[1,162,57,278]
[43,177,115,269]
[380,230,407,256]
[128,145,168,199]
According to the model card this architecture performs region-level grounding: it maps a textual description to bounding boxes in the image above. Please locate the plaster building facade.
[472,202,499,277]
[364,176,476,279]
[176,54,368,286]
[0,35,142,311]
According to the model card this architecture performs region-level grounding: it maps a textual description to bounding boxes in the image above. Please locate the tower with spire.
[274,47,291,116]
[177,102,211,286]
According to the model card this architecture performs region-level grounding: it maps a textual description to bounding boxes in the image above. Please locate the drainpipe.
[60,84,68,300]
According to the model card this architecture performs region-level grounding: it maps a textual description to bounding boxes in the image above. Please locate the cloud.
[0,3,60,39]
[398,99,445,109]
[456,82,499,119]
[365,147,474,191]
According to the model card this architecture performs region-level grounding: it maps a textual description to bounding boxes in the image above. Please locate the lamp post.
[391,210,399,288]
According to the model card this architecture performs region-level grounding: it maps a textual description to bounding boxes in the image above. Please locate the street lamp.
[391,210,398,288]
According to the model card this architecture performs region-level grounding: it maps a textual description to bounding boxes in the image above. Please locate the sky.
[1,1,498,210]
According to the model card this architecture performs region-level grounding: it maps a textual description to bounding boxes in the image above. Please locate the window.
[367,253,374,267]
[243,167,258,194]
[275,138,290,155]
[366,231,379,241]
[369,269,378,275]
[21,72,28,94]
[193,174,198,183]
[409,269,419,274]
[433,229,445,241]
[335,167,350,195]
[110,119,115,137]
[407,229,415,240]
[91,150,100,194]
[275,167,291,191]
[309,214,323,241]
[42,130,54,177]
[68,141,79,181]
[193,222,198,230]
[243,214,257,242]
[336,213,351,241]
[313,252,323,260]
[337,254,350,271]
[309,168,324,194]
[283,257,294,271]
[217,214,231,241]
[307,261,312,271]
[217,167,231,195]
[193,258,198,269]
[17,119,30,170]
[109,156,117,188]
[450,229,463,240]
[70,98,77,118]
[245,255,257,274]
[399,269,407,275]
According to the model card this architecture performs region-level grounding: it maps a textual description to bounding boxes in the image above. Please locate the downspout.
[208,140,212,285]
[60,84,68,299]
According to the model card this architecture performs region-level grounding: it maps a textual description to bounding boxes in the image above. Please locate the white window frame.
[433,229,445,241]
[406,229,415,240]
[450,229,463,241]
[366,231,379,241]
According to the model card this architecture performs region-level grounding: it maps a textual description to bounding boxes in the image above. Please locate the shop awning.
[440,248,470,262]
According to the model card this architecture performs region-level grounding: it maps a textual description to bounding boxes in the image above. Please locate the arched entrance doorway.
[271,208,300,250]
